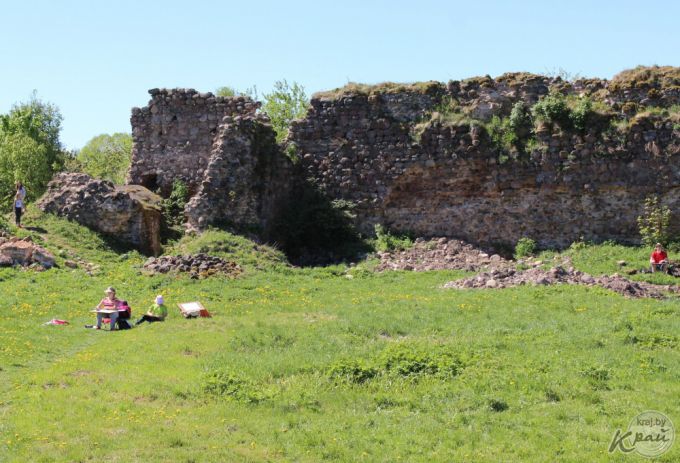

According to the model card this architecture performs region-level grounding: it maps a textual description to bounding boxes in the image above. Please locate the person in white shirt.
[14,182,26,228]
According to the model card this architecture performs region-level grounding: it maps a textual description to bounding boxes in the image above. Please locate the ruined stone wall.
[128,88,259,196]
[288,69,680,249]
[126,67,680,250]
[185,115,294,235]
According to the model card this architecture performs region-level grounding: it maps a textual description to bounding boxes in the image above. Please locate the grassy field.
[0,212,679,462]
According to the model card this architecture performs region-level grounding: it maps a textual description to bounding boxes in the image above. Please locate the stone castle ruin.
[40,66,680,255]
[127,89,293,238]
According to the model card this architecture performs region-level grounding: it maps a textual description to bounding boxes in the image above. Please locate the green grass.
[166,228,289,273]
[538,240,680,285]
[1,214,679,462]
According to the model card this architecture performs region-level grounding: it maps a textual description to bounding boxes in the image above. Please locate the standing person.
[86,287,121,330]
[13,182,26,228]
[650,243,669,273]
[14,191,23,228]
[136,295,168,325]
[16,182,26,200]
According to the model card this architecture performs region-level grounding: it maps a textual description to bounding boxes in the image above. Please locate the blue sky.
[1,0,678,150]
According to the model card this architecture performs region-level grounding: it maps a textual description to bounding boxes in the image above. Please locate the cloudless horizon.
[1,0,678,150]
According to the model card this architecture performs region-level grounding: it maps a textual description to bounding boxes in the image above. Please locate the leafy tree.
[77,133,132,184]
[262,80,308,143]
[637,195,671,247]
[0,92,64,203]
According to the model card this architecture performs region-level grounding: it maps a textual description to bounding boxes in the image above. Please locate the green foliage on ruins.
[514,237,537,258]
[637,195,672,247]
[75,132,132,184]
[161,179,190,229]
[261,80,308,144]
[0,93,65,203]
[1,208,680,462]
[374,224,413,252]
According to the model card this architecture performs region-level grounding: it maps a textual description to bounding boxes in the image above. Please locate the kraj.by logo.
[609,411,675,458]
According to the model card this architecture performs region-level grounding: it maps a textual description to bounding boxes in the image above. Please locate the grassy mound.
[165,228,289,272]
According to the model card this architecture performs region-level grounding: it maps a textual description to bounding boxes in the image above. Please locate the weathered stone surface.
[288,69,680,249]
[126,68,680,250]
[127,89,260,196]
[0,237,55,268]
[37,173,162,256]
[185,114,293,234]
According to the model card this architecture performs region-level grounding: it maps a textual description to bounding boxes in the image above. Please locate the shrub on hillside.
[514,237,537,258]
[374,224,413,252]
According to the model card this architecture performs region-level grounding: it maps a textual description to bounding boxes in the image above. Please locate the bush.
[514,237,537,258]
[532,91,570,127]
[161,180,189,228]
[327,360,377,384]
[380,344,462,379]
[569,97,593,132]
[637,195,671,247]
[486,116,518,156]
[202,370,268,403]
[508,101,533,137]
[374,224,413,252]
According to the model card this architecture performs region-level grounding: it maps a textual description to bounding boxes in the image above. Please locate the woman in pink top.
[87,287,121,330]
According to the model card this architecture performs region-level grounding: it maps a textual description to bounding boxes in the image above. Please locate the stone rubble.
[0,235,56,269]
[443,265,679,299]
[143,254,242,279]
[376,237,514,272]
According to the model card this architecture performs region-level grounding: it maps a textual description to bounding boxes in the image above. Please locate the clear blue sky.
[1,0,678,150]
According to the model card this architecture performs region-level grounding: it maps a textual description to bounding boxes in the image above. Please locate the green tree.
[637,195,671,247]
[77,133,133,184]
[0,92,65,203]
[262,80,308,143]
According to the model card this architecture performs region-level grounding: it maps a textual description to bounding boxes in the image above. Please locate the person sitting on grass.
[136,295,168,325]
[86,287,121,330]
[650,243,669,273]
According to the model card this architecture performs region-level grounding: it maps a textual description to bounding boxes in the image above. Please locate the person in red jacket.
[650,243,669,273]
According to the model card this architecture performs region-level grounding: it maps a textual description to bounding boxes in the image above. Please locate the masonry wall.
[128,88,259,196]
[127,67,680,250]
[288,69,680,249]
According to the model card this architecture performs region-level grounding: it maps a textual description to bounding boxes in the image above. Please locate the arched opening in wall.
[139,173,158,193]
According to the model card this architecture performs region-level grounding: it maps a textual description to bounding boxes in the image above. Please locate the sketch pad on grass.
[178,301,211,318]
